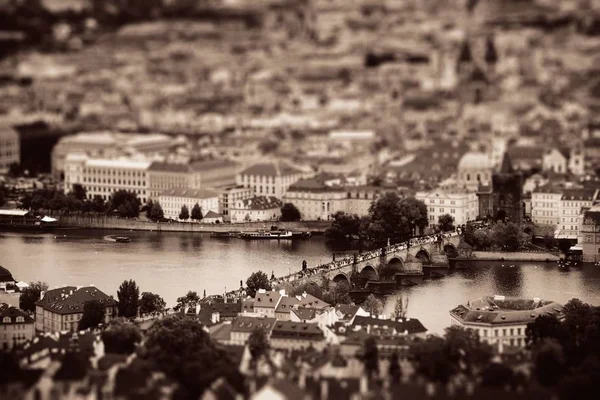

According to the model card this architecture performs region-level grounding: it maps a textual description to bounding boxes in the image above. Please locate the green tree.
[79,300,106,330]
[280,203,301,221]
[248,327,270,370]
[388,351,402,383]
[139,292,166,316]
[437,214,454,232]
[473,229,493,250]
[19,281,48,313]
[142,315,242,398]
[411,336,453,383]
[8,162,22,178]
[362,337,379,380]
[108,190,140,218]
[175,291,201,311]
[246,271,272,298]
[101,318,142,355]
[0,185,6,207]
[70,184,87,201]
[179,205,190,220]
[481,362,516,389]
[149,201,164,221]
[390,294,408,320]
[444,325,493,377]
[325,212,362,240]
[191,203,202,221]
[117,279,139,319]
[363,294,383,316]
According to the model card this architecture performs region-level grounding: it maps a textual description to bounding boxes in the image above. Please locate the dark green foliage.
[191,203,202,221]
[19,281,48,313]
[71,184,87,201]
[245,271,272,298]
[362,337,379,380]
[145,199,154,219]
[437,214,454,232]
[179,205,190,220]
[142,315,242,398]
[280,203,301,221]
[79,300,106,330]
[101,318,142,355]
[481,362,515,389]
[117,279,139,319]
[175,291,201,311]
[139,292,166,316]
[526,315,563,348]
[108,190,140,218]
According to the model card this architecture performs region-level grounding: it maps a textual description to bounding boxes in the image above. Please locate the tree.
[411,336,453,383]
[258,140,279,154]
[70,184,87,201]
[175,291,201,311]
[91,195,106,213]
[19,281,48,313]
[388,351,402,382]
[246,271,272,298]
[101,318,142,355]
[362,337,379,380]
[145,199,154,219]
[139,292,166,316]
[390,294,408,320]
[437,214,454,232]
[325,212,362,240]
[526,315,562,348]
[8,162,22,178]
[117,279,139,319]
[179,205,190,220]
[248,327,270,370]
[0,186,5,207]
[280,203,301,221]
[79,300,106,330]
[443,325,493,377]
[149,201,164,221]
[191,203,202,221]
[363,294,383,316]
[142,315,242,398]
[108,190,140,218]
[481,362,516,389]
[322,281,352,306]
[472,229,493,250]
[533,339,565,387]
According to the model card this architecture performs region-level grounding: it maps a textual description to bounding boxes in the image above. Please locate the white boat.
[240,230,293,239]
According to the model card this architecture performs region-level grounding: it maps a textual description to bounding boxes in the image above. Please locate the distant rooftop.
[159,187,220,199]
[240,161,303,177]
[236,196,282,210]
[35,286,116,315]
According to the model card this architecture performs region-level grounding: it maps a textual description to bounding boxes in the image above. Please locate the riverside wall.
[57,215,330,233]
[471,251,561,262]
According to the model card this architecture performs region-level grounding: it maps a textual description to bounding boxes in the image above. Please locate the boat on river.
[0,210,58,231]
[115,236,131,243]
[239,230,293,239]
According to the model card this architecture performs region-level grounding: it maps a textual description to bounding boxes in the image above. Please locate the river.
[2,229,600,335]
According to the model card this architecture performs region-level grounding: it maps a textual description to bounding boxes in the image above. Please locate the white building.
[450,296,565,353]
[456,151,492,192]
[64,154,151,202]
[557,188,598,239]
[542,148,568,174]
[0,305,34,350]
[531,183,563,227]
[0,125,20,171]
[237,161,305,200]
[219,186,254,221]
[416,188,479,227]
[158,188,220,221]
[230,196,282,223]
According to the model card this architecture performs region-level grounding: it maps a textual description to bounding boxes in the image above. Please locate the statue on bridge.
[270,271,275,280]
[302,260,307,272]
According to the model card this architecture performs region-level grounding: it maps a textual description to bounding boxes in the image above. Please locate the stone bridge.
[283,234,462,288]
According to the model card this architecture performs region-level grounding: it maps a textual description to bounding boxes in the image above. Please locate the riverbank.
[57,215,330,233]
[471,251,561,262]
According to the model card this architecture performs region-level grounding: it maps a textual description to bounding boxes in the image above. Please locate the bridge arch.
[443,243,458,258]
[382,257,404,279]
[415,249,431,264]
[360,265,379,280]
[332,273,351,285]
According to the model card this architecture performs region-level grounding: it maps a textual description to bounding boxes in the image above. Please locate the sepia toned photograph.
[1,0,600,399]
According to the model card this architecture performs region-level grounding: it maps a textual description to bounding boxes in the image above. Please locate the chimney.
[195,304,200,315]
[279,289,286,296]
[320,379,329,400]
[39,291,45,300]
[359,375,368,395]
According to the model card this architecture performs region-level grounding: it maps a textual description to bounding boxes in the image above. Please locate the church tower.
[484,35,498,78]
[456,40,475,80]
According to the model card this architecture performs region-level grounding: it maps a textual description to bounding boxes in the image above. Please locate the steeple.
[484,36,498,65]
[499,151,513,174]
[458,40,473,64]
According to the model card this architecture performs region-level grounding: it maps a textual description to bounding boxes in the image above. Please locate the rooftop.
[255,291,282,309]
[190,159,239,172]
[85,158,152,170]
[275,296,300,313]
[230,316,277,333]
[561,188,597,201]
[0,125,19,141]
[35,286,116,315]
[351,315,428,335]
[457,151,491,171]
[239,161,303,177]
[270,321,324,340]
[148,162,190,173]
[450,296,564,325]
[236,196,283,210]
[0,306,34,324]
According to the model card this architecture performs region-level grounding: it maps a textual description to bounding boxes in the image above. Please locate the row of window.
[84,169,145,177]
[83,177,146,186]
[1,316,25,323]
[474,326,524,337]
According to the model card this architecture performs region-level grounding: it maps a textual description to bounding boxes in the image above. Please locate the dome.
[458,151,491,171]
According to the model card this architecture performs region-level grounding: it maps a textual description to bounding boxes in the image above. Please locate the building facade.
[0,125,20,171]
[35,286,117,333]
[269,321,326,351]
[450,296,565,352]
[63,154,151,203]
[237,162,305,199]
[147,162,195,199]
[531,183,563,227]
[456,151,492,192]
[219,186,254,221]
[0,305,34,350]
[558,188,597,239]
[578,205,600,262]
[416,188,479,228]
[158,188,220,220]
[230,196,283,223]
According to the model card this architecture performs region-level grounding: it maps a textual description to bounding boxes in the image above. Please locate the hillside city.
[2,0,600,399]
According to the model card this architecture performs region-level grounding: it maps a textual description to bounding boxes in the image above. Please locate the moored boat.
[240,230,293,239]
[115,236,131,243]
